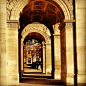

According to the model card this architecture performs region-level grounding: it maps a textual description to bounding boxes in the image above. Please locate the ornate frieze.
[6,0,18,20]
[65,22,73,27]
[21,25,51,36]
[7,22,19,28]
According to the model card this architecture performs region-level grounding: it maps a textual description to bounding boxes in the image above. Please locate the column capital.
[21,44,24,46]
[53,34,60,36]
[64,20,75,23]
[45,43,51,45]
[42,46,45,48]
[7,20,19,28]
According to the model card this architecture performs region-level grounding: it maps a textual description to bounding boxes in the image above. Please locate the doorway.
[23,39,43,73]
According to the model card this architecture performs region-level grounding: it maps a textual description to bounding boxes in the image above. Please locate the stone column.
[65,22,74,85]
[0,0,7,85]
[46,43,52,74]
[26,57,28,64]
[42,41,45,73]
[7,21,19,85]
[53,34,61,79]
[60,27,66,84]
[53,23,61,79]
[21,40,24,70]
[31,56,32,64]
[76,0,86,85]
[26,49,28,64]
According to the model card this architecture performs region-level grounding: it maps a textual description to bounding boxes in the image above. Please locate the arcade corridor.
[0,0,86,86]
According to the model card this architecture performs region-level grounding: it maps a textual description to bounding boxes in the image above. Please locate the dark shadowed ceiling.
[19,0,65,33]
[24,32,45,44]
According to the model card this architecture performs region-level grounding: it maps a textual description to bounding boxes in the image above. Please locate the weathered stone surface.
[0,0,86,85]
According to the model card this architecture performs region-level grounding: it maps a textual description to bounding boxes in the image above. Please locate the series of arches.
[6,0,76,85]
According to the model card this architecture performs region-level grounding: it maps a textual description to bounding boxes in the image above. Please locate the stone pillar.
[7,21,19,85]
[53,34,61,79]
[46,43,52,74]
[26,49,28,64]
[60,27,66,84]
[0,0,7,85]
[26,57,28,64]
[31,56,32,64]
[53,23,61,79]
[42,42,45,73]
[21,40,24,70]
[65,22,74,85]
[76,0,86,85]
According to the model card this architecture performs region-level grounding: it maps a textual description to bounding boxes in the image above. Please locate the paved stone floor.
[19,78,65,86]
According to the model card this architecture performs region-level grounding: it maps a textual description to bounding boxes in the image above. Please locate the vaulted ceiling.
[19,0,65,32]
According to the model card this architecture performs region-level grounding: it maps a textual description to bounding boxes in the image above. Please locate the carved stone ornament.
[7,22,18,28]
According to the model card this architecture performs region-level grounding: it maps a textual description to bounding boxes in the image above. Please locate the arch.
[6,0,75,85]
[23,32,45,44]
[18,0,66,34]
[20,24,52,76]
[21,23,51,44]
[7,0,73,20]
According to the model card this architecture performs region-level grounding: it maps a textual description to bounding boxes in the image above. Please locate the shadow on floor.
[20,78,65,85]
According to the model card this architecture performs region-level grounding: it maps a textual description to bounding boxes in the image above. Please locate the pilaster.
[53,34,61,80]
[45,43,52,74]
[60,27,66,84]
[42,42,46,73]
[6,21,19,85]
[0,0,7,85]
[21,41,24,70]
[65,22,74,85]
[76,0,86,85]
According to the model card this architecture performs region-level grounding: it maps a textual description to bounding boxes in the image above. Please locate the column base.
[0,75,7,86]
[77,74,86,85]
[55,70,61,80]
[7,74,19,85]
[66,73,74,85]
[61,72,66,85]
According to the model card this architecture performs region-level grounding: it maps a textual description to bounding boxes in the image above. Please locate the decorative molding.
[54,36,60,39]
[65,22,73,27]
[53,34,60,36]
[21,25,51,37]
[21,24,51,44]
[66,73,75,77]
[7,22,18,28]
[77,73,86,75]
[64,20,75,23]
[45,43,51,45]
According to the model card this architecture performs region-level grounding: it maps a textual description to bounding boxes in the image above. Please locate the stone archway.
[21,23,51,44]
[6,0,75,85]
[20,23,52,78]
[18,0,74,85]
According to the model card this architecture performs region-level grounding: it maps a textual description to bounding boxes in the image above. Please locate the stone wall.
[76,0,86,85]
[65,23,74,85]
[0,0,7,85]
